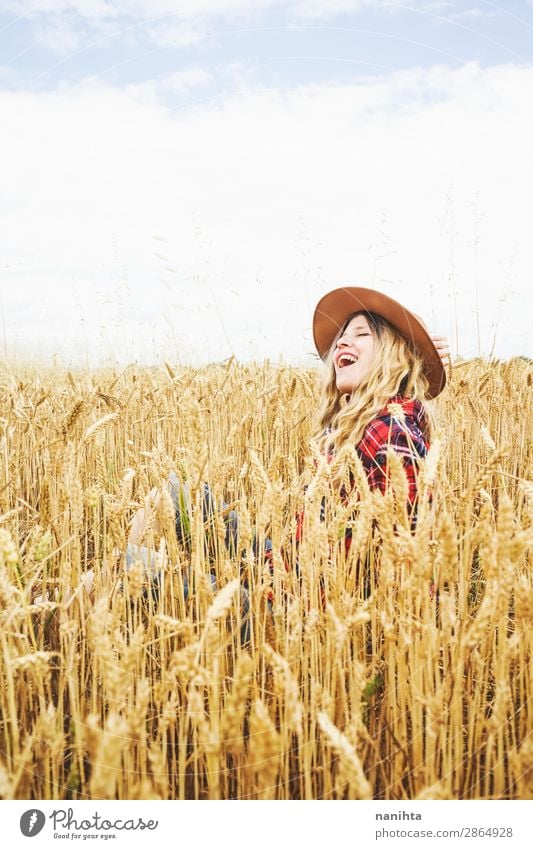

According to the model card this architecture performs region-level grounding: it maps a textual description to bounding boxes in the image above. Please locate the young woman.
[303,286,446,540]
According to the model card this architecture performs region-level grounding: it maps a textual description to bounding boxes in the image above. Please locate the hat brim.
[313,286,446,399]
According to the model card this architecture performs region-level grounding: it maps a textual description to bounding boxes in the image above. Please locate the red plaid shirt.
[353,394,429,507]
[296,395,429,544]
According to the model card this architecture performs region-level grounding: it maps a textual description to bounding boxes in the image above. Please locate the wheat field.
[0,356,531,800]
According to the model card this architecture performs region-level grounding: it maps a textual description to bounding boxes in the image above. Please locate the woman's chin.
[336,375,355,394]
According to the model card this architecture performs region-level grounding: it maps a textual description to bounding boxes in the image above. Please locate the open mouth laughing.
[336,353,358,368]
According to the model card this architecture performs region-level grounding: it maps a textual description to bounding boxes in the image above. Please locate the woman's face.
[333,313,376,395]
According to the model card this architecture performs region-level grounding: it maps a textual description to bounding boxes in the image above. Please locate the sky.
[1,0,532,367]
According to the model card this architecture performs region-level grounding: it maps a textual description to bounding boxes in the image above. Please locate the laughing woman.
[295,287,447,570]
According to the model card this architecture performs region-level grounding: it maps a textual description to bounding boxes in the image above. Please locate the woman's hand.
[431,334,451,366]
[129,486,163,545]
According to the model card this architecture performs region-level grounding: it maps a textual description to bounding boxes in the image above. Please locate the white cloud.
[1,0,455,16]
[448,7,493,23]
[289,0,369,19]
[143,20,209,49]
[33,14,84,52]
[0,1,505,59]
[0,1,478,44]
[451,7,483,19]
[1,62,531,365]
[159,67,213,92]
[2,0,116,15]
[1,0,275,19]
[123,67,213,105]
[289,0,450,19]
[0,1,284,55]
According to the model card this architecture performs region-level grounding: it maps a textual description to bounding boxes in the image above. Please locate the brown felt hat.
[312,286,446,399]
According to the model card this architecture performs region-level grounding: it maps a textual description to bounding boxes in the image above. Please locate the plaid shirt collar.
[324,395,428,441]
[374,394,428,432]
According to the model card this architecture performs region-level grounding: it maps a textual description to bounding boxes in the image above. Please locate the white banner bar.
[2,800,531,849]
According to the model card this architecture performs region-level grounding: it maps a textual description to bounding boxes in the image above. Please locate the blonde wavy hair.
[312,311,434,458]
